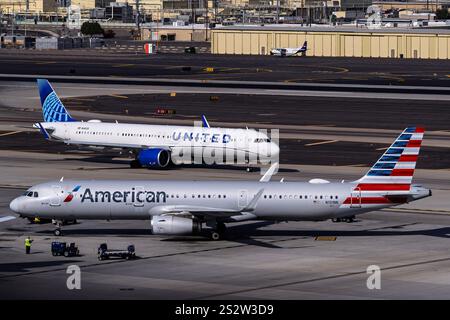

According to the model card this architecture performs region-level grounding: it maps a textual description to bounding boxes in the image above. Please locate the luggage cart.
[97,243,136,261]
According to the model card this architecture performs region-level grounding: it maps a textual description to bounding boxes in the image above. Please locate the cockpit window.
[33,192,39,198]
[254,138,271,143]
[23,191,37,197]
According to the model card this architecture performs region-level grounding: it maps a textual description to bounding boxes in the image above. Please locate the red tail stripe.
[343,197,392,204]
[415,127,425,133]
[406,140,422,148]
[399,155,418,162]
[356,184,411,191]
[390,169,415,176]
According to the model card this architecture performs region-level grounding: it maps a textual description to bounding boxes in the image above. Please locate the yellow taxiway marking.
[112,64,134,68]
[109,94,128,99]
[315,236,337,241]
[376,147,389,151]
[0,130,22,137]
[347,164,368,167]
[35,61,57,65]
[68,97,96,102]
[305,140,339,147]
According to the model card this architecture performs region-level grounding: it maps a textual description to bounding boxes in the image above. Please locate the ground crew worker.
[25,236,33,254]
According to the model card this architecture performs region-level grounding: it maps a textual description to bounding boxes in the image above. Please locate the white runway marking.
[0,216,16,223]
[305,140,339,147]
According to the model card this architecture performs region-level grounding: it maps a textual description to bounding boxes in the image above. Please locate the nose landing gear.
[52,219,63,236]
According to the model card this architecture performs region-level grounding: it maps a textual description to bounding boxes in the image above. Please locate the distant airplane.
[33,79,279,169]
[10,127,430,240]
[270,41,308,57]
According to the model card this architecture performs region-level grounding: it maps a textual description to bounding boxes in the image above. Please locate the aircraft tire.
[130,160,142,168]
[210,231,221,241]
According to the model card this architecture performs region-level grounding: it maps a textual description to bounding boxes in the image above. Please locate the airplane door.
[63,123,70,141]
[50,185,62,206]
[133,187,144,208]
[350,188,362,208]
[238,190,248,208]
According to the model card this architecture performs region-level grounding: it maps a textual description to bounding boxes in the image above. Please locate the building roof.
[215,24,450,34]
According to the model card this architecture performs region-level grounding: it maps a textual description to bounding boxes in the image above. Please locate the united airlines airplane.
[34,79,279,169]
[9,127,431,240]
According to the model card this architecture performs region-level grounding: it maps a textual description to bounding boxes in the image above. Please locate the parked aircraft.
[270,41,308,57]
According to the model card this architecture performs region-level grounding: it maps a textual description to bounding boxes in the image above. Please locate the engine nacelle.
[137,148,171,168]
[151,215,202,235]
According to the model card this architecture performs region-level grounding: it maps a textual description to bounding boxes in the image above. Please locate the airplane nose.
[9,198,21,213]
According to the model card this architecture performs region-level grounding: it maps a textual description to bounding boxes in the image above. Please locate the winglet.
[259,162,279,182]
[36,122,50,140]
[242,188,264,212]
[201,115,210,128]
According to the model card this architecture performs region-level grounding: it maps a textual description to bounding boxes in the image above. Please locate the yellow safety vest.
[25,239,31,247]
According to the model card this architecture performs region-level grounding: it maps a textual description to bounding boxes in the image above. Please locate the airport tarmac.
[1,140,450,299]
[1,181,450,299]
[0,64,449,299]
[0,51,449,87]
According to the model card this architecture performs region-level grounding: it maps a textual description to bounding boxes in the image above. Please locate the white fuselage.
[39,121,279,164]
[270,48,302,57]
[9,180,431,222]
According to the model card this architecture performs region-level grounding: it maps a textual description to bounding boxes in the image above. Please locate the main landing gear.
[332,215,356,223]
[209,222,227,241]
[130,159,142,168]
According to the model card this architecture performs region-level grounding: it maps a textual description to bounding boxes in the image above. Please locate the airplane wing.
[139,145,172,150]
[149,189,264,218]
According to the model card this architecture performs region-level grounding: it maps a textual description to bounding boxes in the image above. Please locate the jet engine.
[136,148,171,168]
[151,215,202,235]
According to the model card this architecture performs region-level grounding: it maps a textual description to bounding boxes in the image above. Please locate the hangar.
[211,26,450,59]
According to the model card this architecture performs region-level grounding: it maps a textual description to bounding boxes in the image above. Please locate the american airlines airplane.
[34,79,279,169]
[9,127,431,240]
[270,41,308,57]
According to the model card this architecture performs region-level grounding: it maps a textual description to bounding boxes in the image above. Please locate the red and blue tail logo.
[64,185,81,202]
[356,126,425,192]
